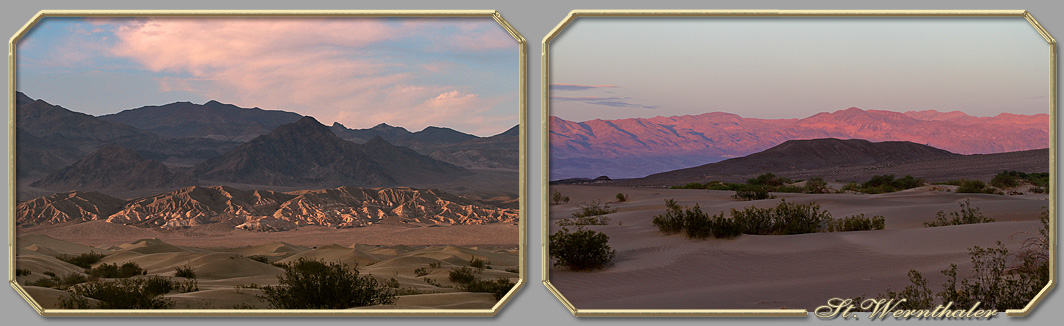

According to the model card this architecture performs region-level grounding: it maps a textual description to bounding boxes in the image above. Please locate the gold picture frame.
[9,10,527,317]
[541,9,1055,317]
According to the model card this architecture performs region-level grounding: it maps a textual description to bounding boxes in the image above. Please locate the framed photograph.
[543,10,1054,317]
[9,10,526,316]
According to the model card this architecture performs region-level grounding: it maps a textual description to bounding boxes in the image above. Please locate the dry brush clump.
[557,200,616,226]
[258,258,397,309]
[923,199,994,227]
[549,225,616,271]
[653,199,884,239]
[447,266,515,300]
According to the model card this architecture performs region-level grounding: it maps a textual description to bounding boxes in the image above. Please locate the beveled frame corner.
[8,9,527,317]
[540,9,1056,318]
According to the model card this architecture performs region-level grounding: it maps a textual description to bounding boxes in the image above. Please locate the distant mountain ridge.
[31,146,194,192]
[100,100,304,142]
[642,138,959,182]
[550,107,1048,179]
[17,186,518,231]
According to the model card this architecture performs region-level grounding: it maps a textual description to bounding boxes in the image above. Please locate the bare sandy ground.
[15,226,519,310]
[547,185,1047,310]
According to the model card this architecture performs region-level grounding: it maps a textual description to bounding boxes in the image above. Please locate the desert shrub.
[414,267,429,277]
[849,174,926,193]
[803,177,830,194]
[177,278,198,293]
[58,251,106,269]
[1030,186,1047,194]
[58,273,90,289]
[549,226,616,271]
[924,199,994,227]
[775,185,805,193]
[991,170,1049,188]
[652,199,740,239]
[174,263,196,279]
[43,271,56,278]
[572,200,617,218]
[955,179,1000,194]
[384,277,400,289]
[705,181,742,191]
[827,214,886,232]
[652,199,687,234]
[551,190,570,205]
[448,267,478,284]
[26,277,57,288]
[882,269,936,309]
[732,186,775,201]
[68,278,176,309]
[616,193,628,202]
[841,182,861,192]
[505,266,520,274]
[259,258,397,309]
[731,199,832,235]
[468,256,491,270]
[461,276,515,300]
[16,268,31,277]
[58,294,92,309]
[747,173,792,187]
[247,255,271,264]
[893,175,924,190]
[89,262,146,278]
[142,275,176,295]
[671,182,706,190]
[429,262,442,269]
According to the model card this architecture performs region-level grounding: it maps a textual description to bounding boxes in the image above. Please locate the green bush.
[448,267,515,300]
[16,268,31,277]
[414,267,429,277]
[259,258,397,309]
[88,262,146,278]
[174,263,196,279]
[548,226,616,271]
[504,266,520,274]
[991,170,1049,188]
[827,214,885,232]
[468,256,491,270]
[846,174,926,194]
[58,251,106,269]
[616,193,628,202]
[924,199,994,227]
[558,200,616,226]
[247,255,271,264]
[775,185,805,193]
[652,199,687,234]
[803,177,830,194]
[448,266,478,285]
[730,199,833,235]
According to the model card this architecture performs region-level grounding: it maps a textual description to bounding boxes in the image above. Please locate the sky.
[17,17,519,136]
[550,17,1051,122]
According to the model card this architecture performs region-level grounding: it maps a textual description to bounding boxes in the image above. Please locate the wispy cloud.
[550,83,618,91]
[552,95,656,109]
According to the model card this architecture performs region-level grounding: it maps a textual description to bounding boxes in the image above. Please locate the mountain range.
[15,92,519,200]
[610,138,1049,187]
[16,186,518,231]
[550,107,1049,179]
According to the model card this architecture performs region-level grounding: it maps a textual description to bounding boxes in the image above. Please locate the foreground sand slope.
[15,235,518,310]
[548,185,1047,310]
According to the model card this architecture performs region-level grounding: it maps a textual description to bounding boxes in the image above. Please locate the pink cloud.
[106,17,515,136]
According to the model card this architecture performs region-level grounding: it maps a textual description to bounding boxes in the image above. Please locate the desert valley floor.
[547,185,1047,310]
[15,223,520,310]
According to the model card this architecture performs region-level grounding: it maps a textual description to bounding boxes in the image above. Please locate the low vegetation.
[16,268,31,277]
[732,186,776,201]
[653,199,885,239]
[58,251,106,269]
[803,177,830,194]
[842,174,925,194]
[247,255,272,264]
[954,179,1002,194]
[468,256,491,270]
[880,210,1048,310]
[673,174,837,197]
[173,264,196,279]
[551,189,570,205]
[88,262,147,278]
[990,170,1049,189]
[616,193,628,202]
[448,267,515,300]
[557,200,616,226]
[259,258,397,309]
[59,275,199,309]
[549,225,616,271]
[923,199,994,227]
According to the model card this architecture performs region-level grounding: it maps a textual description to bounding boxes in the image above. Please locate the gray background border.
[2,0,1060,324]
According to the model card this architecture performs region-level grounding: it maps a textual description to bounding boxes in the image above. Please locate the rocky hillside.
[99,100,303,142]
[17,186,518,231]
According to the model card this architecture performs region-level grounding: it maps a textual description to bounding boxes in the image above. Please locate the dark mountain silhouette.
[31,146,194,192]
[192,117,469,188]
[550,107,1049,179]
[15,92,239,179]
[330,122,478,150]
[427,125,520,171]
[100,100,303,142]
[643,138,959,182]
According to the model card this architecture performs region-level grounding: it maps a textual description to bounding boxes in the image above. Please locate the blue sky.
[550,17,1050,122]
[17,17,520,136]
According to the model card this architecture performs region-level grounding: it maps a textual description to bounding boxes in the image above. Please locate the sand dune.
[548,185,1048,310]
[15,235,518,310]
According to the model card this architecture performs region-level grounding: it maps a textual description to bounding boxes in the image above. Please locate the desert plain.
[548,184,1047,310]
